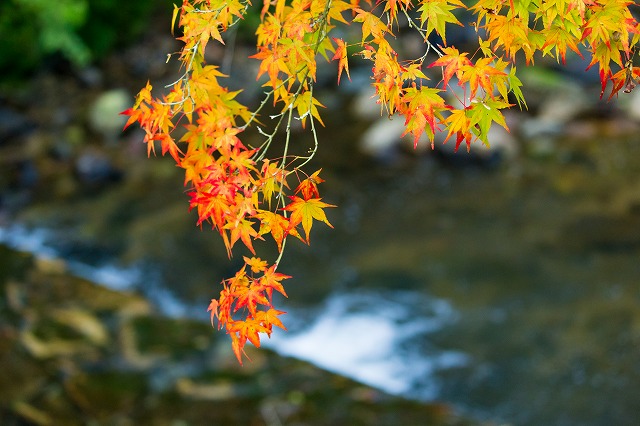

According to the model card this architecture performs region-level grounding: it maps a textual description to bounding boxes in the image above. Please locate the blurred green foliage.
[0,0,176,78]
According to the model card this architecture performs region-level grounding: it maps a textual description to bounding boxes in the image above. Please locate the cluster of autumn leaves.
[124,0,639,362]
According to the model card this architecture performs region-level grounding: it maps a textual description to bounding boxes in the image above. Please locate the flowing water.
[268,131,640,425]
[2,115,640,425]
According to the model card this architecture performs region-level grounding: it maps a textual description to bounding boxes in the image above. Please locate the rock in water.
[88,89,130,144]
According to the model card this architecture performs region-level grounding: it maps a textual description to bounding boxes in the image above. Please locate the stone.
[537,83,592,124]
[74,148,121,185]
[351,85,382,120]
[88,89,130,143]
[622,87,640,122]
[176,378,236,401]
[19,330,94,359]
[50,308,109,346]
[358,115,407,160]
[10,401,53,426]
[432,123,518,167]
[0,107,33,144]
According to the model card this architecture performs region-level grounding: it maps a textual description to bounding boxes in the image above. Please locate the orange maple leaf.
[255,210,301,251]
[353,8,393,43]
[234,282,270,316]
[224,219,262,255]
[260,265,290,301]
[229,317,270,363]
[256,308,288,332]
[443,107,473,152]
[401,86,446,147]
[207,298,219,326]
[428,46,472,88]
[332,38,351,84]
[295,169,325,200]
[460,58,506,99]
[244,256,268,273]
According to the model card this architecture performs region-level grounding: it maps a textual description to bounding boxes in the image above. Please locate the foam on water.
[264,291,469,400]
[0,225,216,319]
[0,224,140,290]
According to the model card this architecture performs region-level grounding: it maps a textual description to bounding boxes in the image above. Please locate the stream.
[2,118,640,425]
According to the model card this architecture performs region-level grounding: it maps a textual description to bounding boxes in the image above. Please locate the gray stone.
[88,89,131,143]
[75,148,120,184]
[0,107,33,144]
[621,87,640,122]
[351,85,382,120]
[358,115,407,160]
[432,123,518,167]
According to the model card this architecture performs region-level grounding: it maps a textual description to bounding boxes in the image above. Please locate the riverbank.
[0,245,485,425]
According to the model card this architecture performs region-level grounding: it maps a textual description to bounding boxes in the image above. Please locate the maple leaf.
[401,63,429,81]
[232,316,270,347]
[229,316,270,363]
[293,90,325,127]
[541,23,583,63]
[401,86,447,148]
[256,308,288,331]
[181,146,214,186]
[507,66,527,109]
[378,0,412,26]
[217,286,234,329]
[417,0,465,45]
[255,210,292,251]
[156,133,183,164]
[122,81,153,130]
[428,46,472,88]
[587,42,620,97]
[324,0,352,24]
[260,160,289,209]
[226,266,250,292]
[227,146,258,180]
[207,298,219,326]
[443,107,473,152]
[251,46,288,89]
[234,282,270,316]
[200,16,225,49]
[190,64,226,96]
[353,8,392,43]
[229,331,246,364]
[284,196,336,243]
[460,58,507,99]
[189,190,231,230]
[244,256,268,273]
[482,14,532,62]
[295,169,325,200]
[224,219,262,255]
[260,265,290,301]
[332,38,351,84]
[467,98,512,146]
